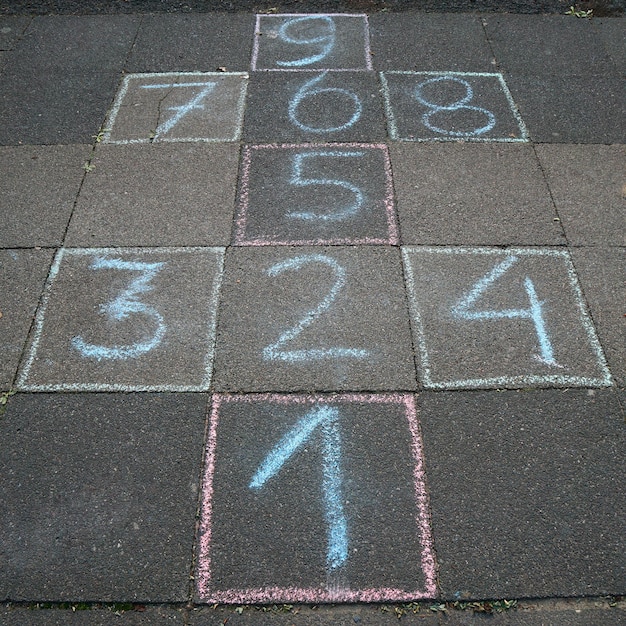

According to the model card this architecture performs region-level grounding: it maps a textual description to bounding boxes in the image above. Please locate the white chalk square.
[402,247,611,389]
[17,247,224,391]
[103,72,248,144]
[252,14,372,71]
[381,71,528,142]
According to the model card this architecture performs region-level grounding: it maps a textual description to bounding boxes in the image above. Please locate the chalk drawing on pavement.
[234,143,398,245]
[252,14,372,71]
[17,247,225,392]
[197,393,437,603]
[402,247,612,389]
[102,72,248,144]
[381,71,528,142]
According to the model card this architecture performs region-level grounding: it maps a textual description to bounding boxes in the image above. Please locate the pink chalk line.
[234,143,399,246]
[196,393,437,602]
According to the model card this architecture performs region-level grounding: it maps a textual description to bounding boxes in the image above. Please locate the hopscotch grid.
[196,393,437,602]
[102,72,248,144]
[16,247,226,393]
[234,143,398,246]
[380,71,529,143]
[401,246,613,389]
[251,14,372,72]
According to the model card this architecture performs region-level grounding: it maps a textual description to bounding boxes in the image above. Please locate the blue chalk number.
[451,255,559,367]
[250,405,348,571]
[71,257,166,361]
[414,75,496,137]
[276,16,336,68]
[288,150,365,222]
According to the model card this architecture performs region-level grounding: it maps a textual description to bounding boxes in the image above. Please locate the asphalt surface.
[0,6,625,626]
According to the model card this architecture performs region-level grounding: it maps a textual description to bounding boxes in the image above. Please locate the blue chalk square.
[381,71,528,142]
[17,247,225,391]
[234,143,398,246]
[402,247,611,390]
[197,393,436,603]
[103,72,248,144]
[252,14,372,71]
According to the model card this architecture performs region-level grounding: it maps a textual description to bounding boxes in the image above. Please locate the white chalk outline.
[17,247,225,392]
[380,71,529,143]
[251,14,373,71]
[102,72,248,144]
[401,246,612,389]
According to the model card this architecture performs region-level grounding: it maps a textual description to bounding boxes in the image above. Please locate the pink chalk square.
[196,393,437,604]
[252,14,372,71]
[234,144,398,246]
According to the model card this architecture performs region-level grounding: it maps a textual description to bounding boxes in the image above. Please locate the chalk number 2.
[263,255,369,363]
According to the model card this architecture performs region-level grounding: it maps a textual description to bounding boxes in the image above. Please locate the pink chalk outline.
[234,143,399,246]
[197,393,437,603]
[251,14,373,72]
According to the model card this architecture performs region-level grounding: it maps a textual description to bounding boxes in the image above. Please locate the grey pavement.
[0,8,624,626]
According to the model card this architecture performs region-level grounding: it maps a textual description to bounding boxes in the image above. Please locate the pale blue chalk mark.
[71,257,166,361]
[289,71,362,133]
[288,150,365,222]
[250,405,348,570]
[141,81,217,139]
[451,255,559,367]
[276,16,336,68]
[262,254,369,362]
[414,76,495,138]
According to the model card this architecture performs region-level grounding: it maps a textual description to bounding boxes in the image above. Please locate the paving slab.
[504,73,626,144]
[251,14,372,71]
[66,144,239,247]
[390,143,563,245]
[402,247,611,389]
[0,145,90,247]
[369,13,495,72]
[419,388,626,600]
[595,17,626,69]
[196,394,435,603]
[6,15,138,73]
[0,249,53,391]
[535,144,626,247]
[0,69,122,145]
[0,606,184,625]
[0,392,208,601]
[17,247,224,392]
[482,15,616,77]
[234,143,398,245]
[0,16,31,50]
[190,604,440,624]
[570,247,625,387]
[380,71,527,143]
[126,14,255,72]
[102,72,248,144]
[212,246,416,392]
[243,71,386,143]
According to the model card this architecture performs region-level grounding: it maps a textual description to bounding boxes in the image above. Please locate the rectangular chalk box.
[197,393,436,603]
[402,247,611,389]
[381,71,528,142]
[17,247,224,391]
[252,14,372,71]
[234,143,398,245]
[102,72,248,144]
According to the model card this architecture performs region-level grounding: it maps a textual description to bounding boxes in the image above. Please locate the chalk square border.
[234,143,399,246]
[401,246,612,390]
[17,246,225,392]
[197,393,437,603]
[380,71,529,143]
[251,14,373,72]
[102,72,248,144]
